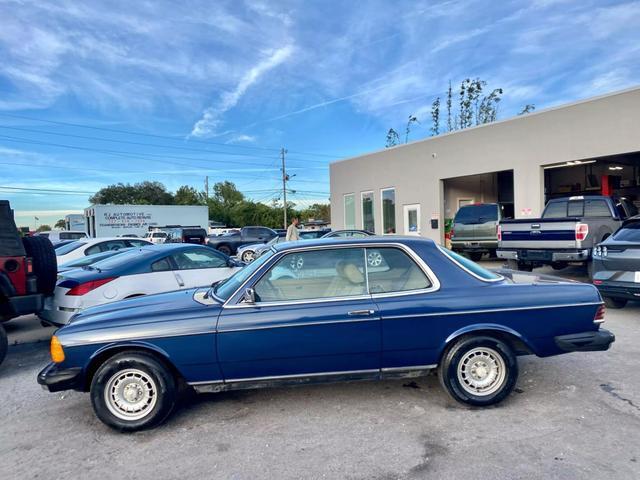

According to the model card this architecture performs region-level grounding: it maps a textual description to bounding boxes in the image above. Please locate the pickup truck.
[206,226,277,256]
[497,196,637,272]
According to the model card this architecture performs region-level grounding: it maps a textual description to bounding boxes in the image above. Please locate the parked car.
[52,240,77,249]
[206,226,277,256]
[497,195,637,272]
[300,229,331,239]
[57,248,133,274]
[35,230,88,242]
[38,236,613,431]
[236,232,286,263]
[165,227,208,245]
[450,203,513,261]
[592,215,640,309]
[142,231,168,244]
[0,200,57,365]
[55,237,152,264]
[40,244,241,326]
[321,229,373,238]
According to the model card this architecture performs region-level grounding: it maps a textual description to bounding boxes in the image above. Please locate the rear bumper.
[595,282,640,300]
[1,293,44,319]
[554,329,615,352]
[497,249,590,263]
[451,240,497,252]
[37,362,84,392]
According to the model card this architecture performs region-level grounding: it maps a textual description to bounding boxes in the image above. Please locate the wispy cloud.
[190,45,294,137]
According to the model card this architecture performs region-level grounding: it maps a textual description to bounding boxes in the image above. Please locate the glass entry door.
[403,204,421,235]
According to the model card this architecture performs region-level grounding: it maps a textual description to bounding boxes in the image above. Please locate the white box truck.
[84,204,209,238]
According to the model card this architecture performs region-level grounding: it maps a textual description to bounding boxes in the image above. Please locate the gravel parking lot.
[1,263,639,480]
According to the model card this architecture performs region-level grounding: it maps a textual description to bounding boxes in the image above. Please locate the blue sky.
[1,0,639,227]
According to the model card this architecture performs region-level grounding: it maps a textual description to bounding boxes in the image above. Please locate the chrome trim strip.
[218,317,377,333]
[382,302,603,320]
[61,329,215,347]
[437,244,504,283]
[381,364,436,372]
[212,368,380,384]
[189,379,224,385]
[223,242,441,309]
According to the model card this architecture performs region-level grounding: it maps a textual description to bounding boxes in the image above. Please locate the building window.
[361,191,375,233]
[344,193,356,229]
[381,188,396,234]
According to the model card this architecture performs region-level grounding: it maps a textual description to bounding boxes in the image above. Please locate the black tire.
[217,244,232,256]
[468,252,483,262]
[517,262,533,272]
[90,352,177,432]
[0,324,7,367]
[22,236,57,295]
[551,262,567,271]
[488,249,497,259]
[438,335,518,407]
[604,297,627,309]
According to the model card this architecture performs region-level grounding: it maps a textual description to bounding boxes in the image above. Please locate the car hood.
[58,288,222,342]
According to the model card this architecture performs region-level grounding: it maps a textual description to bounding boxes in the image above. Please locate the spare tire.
[22,236,57,295]
[0,324,7,367]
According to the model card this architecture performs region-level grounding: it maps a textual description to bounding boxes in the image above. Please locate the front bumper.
[554,329,615,352]
[37,362,84,392]
[497,249,590,263]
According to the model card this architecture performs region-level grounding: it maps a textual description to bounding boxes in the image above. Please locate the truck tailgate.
[499,218,579,250]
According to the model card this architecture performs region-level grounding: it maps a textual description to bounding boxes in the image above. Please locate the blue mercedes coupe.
[38,237,614,431]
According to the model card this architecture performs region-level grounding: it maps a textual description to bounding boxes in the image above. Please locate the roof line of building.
[331,84,640,165]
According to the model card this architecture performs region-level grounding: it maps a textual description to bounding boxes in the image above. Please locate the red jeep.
[0,200,57,365]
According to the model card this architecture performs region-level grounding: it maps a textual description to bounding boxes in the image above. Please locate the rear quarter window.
[613,222,640,242]
[439,247,503,281]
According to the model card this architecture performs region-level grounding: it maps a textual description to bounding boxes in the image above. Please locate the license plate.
[635,272,640,283]
[525,250,551,261]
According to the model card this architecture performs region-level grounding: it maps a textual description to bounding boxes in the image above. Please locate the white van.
[142,231,168,244]
[35,231,88,243]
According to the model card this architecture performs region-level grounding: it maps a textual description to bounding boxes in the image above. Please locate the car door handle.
[175,273,185,287]
[348,309,375,316]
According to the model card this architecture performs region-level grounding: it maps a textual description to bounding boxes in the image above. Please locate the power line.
[0,112,345,159]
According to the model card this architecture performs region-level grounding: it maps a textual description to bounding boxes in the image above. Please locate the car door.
[364,246,442,372]
[216,246,381,381]
[170,248,237,288]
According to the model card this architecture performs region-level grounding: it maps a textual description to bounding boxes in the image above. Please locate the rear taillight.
[575,223,589,241]
[594,304,605,324]
[497,225,502,242]
[450,228,455,238]
[26,258,33,274]
[66,277,117,296]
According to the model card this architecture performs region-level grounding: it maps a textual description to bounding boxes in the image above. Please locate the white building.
[84,204,209,237]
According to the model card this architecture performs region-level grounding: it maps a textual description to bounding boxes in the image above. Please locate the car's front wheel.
[241,250,255,263]
[438,335,518,407]
[91,352,177,432]
[217,245,232,256]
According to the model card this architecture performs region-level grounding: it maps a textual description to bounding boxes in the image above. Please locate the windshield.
[454,205,498,224]
[55,241,86,255]
[214,249,275,301]
[439,246,503,281]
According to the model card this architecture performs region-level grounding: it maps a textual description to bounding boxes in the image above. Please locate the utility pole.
[204,176,209,202]
[281,147,288,229]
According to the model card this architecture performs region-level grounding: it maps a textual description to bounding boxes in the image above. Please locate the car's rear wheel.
[438,335,518,407]
[468,252,483,262]
[90,352,177,432]
[241,250,255,263]
[217,245,232,256]
[0,324,7,367]
[604,296,627,309]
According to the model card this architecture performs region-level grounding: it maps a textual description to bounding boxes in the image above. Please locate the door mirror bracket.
[242,287,256,304]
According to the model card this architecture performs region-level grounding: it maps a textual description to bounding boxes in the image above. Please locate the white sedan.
[41,244,242,325]
[55,237,152,264]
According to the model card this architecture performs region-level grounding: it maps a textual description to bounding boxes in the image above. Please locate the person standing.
[286,217,300,241]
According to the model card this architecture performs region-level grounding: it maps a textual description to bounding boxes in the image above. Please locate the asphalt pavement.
[1,262,638,479]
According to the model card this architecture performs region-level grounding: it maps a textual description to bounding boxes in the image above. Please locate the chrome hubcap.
[367,251,383,267]
[457,347,506,396]
[104,368,158,421]
[244,251,255,262]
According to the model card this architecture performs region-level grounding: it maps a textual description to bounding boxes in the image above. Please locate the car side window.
[85,244,102,255]
[151,257,172,272]
[254,248,367,302]
[171,249,228,269]
[366,248,431,294]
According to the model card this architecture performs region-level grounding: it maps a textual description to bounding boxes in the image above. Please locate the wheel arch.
[442,324,538,359]
[83,341,185,392]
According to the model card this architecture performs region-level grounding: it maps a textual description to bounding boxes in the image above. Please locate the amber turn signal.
[50,336,65,363]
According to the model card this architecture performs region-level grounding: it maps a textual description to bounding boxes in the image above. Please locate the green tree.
[518,104,535,115]
[36,224,52,232]
[54,219,66,229]
[89,181,174,205]
[430,98,440,136]
[405,115,418,143]
[385,128,400,148]
[174,185,205,205]
[299,203,330,222]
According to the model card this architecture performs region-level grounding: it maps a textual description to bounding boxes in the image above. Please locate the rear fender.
[443,323,539,356]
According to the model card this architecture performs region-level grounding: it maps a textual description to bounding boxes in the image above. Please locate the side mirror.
[242,287,256,304]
